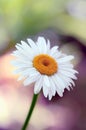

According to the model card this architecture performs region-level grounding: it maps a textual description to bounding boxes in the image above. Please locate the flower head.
[12,37,78,100]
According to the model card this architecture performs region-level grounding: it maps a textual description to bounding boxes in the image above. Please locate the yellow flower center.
[33,54,58,76]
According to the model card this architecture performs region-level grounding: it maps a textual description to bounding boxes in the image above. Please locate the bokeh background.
[0,0,86,130]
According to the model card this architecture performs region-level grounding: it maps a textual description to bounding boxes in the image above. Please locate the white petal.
[58,63,73,68]
[12,62,32,68]
[21,68,37,77]
[15,44,22,50]
[57,73,71,91]
[12,58,32,64]
[21,41,30,48]
[36,37,47,54]
[69,79,75,87]
[51,75,63,97]
[43,75,50,87]
[49,46,58,56]
[34,76,43,94]
[54,74,65,89]
[43,76,56,100]
[58,73,75,89]
[13,68,25,74]
[18,68,38,80]
[48,93,52,100]
[15,44,30,57]
[16,41,35,57]
[52,51,62,59]
[59,70,77,80]
[57,55,74,63]
[48,86,55,100]
[51,75,64,97]
[56,87,63,97]
[24,73,40,86]
[49,77,56,96]
[47,40,50,50]
[43,85,48,98]
[27,39,39,56]
[13,49,34,61]
[59,67,78,74]
[27,38,36,47]
[42,76,49,98]
[21,41,34,55]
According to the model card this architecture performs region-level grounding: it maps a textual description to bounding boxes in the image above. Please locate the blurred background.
[0,0,86,130]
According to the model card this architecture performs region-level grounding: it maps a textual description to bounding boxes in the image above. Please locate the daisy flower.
[12,37,78,100]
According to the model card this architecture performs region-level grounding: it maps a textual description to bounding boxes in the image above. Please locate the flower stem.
[22,94,38,130]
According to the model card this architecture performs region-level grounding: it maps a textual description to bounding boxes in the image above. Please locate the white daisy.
[12,37,78,100]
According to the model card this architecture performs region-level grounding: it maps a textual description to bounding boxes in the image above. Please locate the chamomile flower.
[12,37,78,100]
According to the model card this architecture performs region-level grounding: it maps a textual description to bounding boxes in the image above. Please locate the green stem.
[22,94,38,130]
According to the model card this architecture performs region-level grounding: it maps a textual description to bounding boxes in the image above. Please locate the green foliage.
[0,0,86,46]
